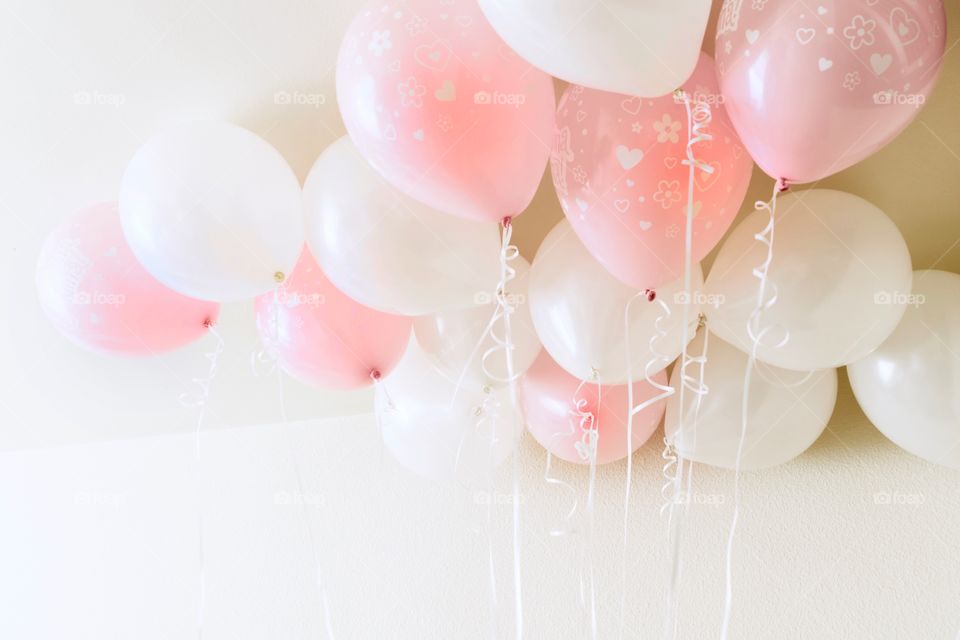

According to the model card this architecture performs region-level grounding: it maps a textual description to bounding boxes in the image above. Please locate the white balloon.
[848,270,960,469]
[478,0,710,97]
[529,219,703,385]
[666,331,838,470]
[376,340,521,487]
[706,189,912,371]
[119,121,304,302]
[414,256,541,388]
[303,137,501,316]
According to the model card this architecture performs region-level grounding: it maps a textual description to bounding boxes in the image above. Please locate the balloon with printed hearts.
[336,0,556,223]
[715,0,946,184]
[551,53,753,292]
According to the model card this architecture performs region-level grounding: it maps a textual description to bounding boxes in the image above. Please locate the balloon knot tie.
[501,216,512,228]
[776,177,790,193]
[202,317,215,329]
[370,369,382,381]
[643,289,657,302]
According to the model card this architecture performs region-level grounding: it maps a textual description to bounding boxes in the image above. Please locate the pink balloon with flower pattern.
[551,53,753,291]
[716,0,946,183]
[336,0,556,223]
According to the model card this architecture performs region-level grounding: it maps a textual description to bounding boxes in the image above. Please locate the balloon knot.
[501,216,512,228]
[202,317,215,329]
[643,289,657,302]
[776,177,790,193]
[370,369,382,381]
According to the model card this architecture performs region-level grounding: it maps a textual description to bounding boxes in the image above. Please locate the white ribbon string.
[720,179,789,640]
[178,323,224,640]
[569,377,600,639]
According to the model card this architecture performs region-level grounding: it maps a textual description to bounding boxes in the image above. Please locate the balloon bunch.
[35,0,954,636]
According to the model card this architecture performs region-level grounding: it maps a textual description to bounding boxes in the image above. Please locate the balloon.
[529,219,703,385]
[376,340,521,486]
[414,256,540,388]
[848,270,960,470]
[551,53,753,290]
[253,249,411,390]
[665,331,838,470]
[479,0,711,98]
[304,137,500,315]
[716,0,946,183]
[706,190,911,371]
[336,0,556,223]
[120,121,304,302]
[521,351,668,466]
[36,202,220,356]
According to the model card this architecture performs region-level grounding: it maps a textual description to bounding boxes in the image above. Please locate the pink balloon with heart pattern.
[336,0,556,223]
[716,0,946,184]
[550,53,754,291]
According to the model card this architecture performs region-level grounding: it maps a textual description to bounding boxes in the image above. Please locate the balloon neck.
[370,369,382,382]
[776,177,790,193]
[273,271,286,284]
[202,317,215,329]
[501,216,512,228]
[643,288,656,302]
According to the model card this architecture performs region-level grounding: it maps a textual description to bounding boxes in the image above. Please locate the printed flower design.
[843,15,876,50]
[406,15,428,36]
[665,224,680,238]
[572,165,587,185]
[653,180,682,209]
[842,71,862,91]
[397,76,426,108]
[369,30,393,57]
[752,0,768,9]
[631,121,642,134]
[653,114,682,144]
[724,40,733,54]
[437,115,453,132]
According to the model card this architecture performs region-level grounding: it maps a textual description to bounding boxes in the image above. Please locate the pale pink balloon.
[254,249,412,390]
[716,0,946,183]
[36,202,219,355]
[551,53,753,291]
[336,0,556,223]
[520,351,668,465]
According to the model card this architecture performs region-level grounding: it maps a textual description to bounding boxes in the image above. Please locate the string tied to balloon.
[720,178,792,640]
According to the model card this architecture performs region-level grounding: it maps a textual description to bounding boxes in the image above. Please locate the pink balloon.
[36,202,219,355]
[716,0,946,183]
[520,351,668,465]
[551,53,752,291]
[336,0,556,223]
[254,249,412,390]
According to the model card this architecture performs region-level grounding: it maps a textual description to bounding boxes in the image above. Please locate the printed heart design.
[620,97,643,115]
[614,199,630,213]
[435,80,456,102]
[746,29,760,44]
[890,7,920,46]
[414,43,450,70]
[413,129,425,141]
[870,52,892,75]
[626,179,636,187]
[615,145,644,170]
[576,110,587,123]
[383,123,398,141]
[638,220,653,231]
[575,197,589,213]
[664,157,679,169]
[796,28,815,45]
[695,161,722,192]
[817,6,827,15]
[818,57,833,72]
